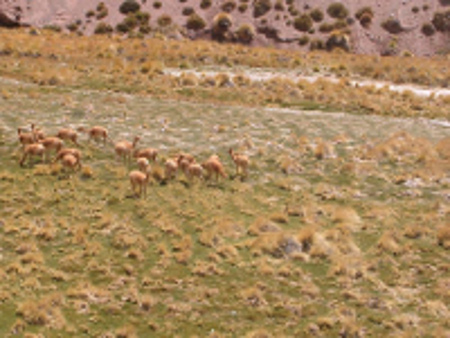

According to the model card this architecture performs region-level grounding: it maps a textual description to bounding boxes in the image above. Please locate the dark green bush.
[274,0,284,11]
[222,1,237,13]
[94,22,113,34]
[235,24,255,44]
[421,23,435,36]
[86,10,95,18]
[200,0,212,9]
[135,11,150,25]
[253,0,272,18]
[310,8,324,22]
[381,18,403,34]
[319,22,334,33]
[327,3,349,19]
[238,4,248,12]
[182,7,195,16]
[157,15,172,27]
[294,14,313,32]
[119,0,141,15]
[310,39,325,51]
[153,1,162,9]
[298,35,310,46]
[186,13,206,31]
[432,10,450,32]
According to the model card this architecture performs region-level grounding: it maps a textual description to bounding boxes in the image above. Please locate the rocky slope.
[0,0,449,56]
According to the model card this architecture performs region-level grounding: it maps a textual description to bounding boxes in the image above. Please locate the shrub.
[153,1,162,9]
[298,35,309,46]
[327,3,349,19]
[135,11,151,25]
[355,7,373,28]
[333,19,348,30]
[381,18,403,34]
[326,32,350,52]
[274,0,284,11]
[253,0,272,18]
[119,0,141,15]
[43,25,61,32]
[66,22,79,32]
[432,10,450,32]
[86,10,95,18]
[421,23,436,36]
[294,14,313,32]
[310,39,325,50]
[186,14,206,31]
[288,6,299,16]
[182,7,195,16]
[310,8,324,22]
[412,6,420,14]
[200,0,212,9]
[319,22,334,33]
[96,2,108,19]
[94,22,113,34]
[157,15,172,27]
[359,12,373,28]
[235,24,255,44]
[222,1,237,13]
[212,12,233,41]
[238,4,248,13]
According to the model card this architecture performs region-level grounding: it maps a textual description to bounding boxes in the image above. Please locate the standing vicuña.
[20,143,45,167]
[56,128,80,146]
[229,148,249,177]
[78,126,110,145]
[129,166,151,198]
[115,136,140,164]
[202,155,227,181]
[54,148,82,170]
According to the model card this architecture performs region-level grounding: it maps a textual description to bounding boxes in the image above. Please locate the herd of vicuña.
[16,123,250,197]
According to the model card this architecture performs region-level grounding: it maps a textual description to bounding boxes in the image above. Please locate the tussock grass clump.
[248,217,281,235]
[437,225,450,249]
[377,231,403,255]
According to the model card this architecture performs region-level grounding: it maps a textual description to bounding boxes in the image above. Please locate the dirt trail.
[165,68,450,99]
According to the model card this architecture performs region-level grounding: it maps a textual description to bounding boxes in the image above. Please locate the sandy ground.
[0,0,449,56]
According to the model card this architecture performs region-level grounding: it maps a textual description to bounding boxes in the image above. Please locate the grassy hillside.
[0,28,449,336]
